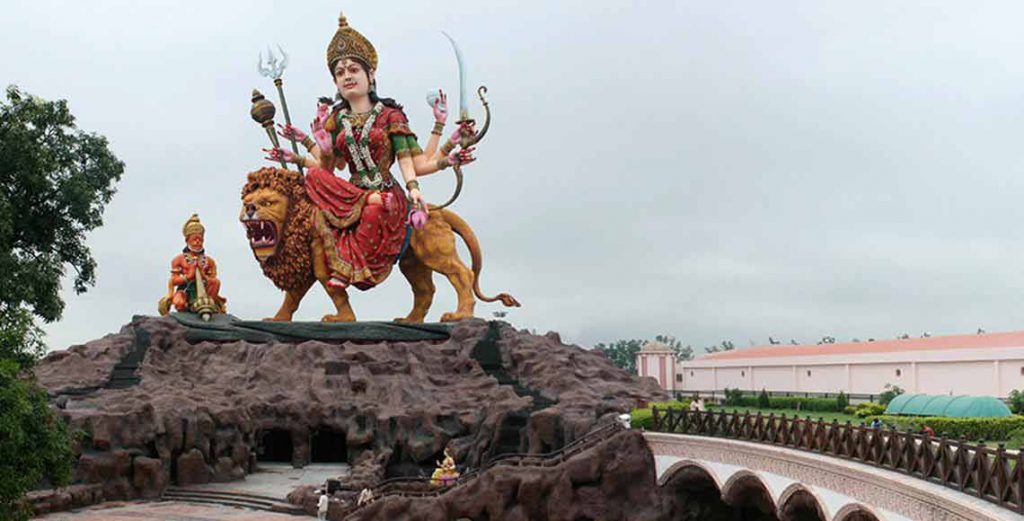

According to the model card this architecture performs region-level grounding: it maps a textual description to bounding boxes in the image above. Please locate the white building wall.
[998,360,1024,397]
[751,366,794,391]
[687,368,716,390]
[917,361,993,396]
[673,345,1024,397]
[796,364,846,393]
[716,367,747,389]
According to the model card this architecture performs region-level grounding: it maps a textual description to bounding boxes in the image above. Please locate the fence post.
[652,406,659,431]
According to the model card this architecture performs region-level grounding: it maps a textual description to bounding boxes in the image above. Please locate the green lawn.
[703,404,862,425]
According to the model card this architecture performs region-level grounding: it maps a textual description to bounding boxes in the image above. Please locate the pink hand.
[262,148,297,163]
[313,102,331,131]
[313,129,333,153]
[277,123,307,142]
[449,147,476,167]
[432,89,448,124]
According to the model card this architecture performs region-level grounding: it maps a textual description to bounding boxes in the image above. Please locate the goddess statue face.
[186,233,204,253]
[334,58,374,101]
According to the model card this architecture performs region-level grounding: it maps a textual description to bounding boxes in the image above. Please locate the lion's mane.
[241,167,316,292]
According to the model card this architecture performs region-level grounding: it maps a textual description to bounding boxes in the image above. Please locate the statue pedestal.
[169,313,451,343]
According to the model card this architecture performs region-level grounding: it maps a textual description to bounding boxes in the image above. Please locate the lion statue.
[240,167,519,322]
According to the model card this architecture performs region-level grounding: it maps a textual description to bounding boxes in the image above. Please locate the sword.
[435,32,492,209]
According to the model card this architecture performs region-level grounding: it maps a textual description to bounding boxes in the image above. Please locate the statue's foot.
[393,315,426,324]
[322,313,355,322]
[440,311,473,322]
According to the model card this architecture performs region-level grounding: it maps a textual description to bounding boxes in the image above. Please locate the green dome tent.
[883,394,1011,418]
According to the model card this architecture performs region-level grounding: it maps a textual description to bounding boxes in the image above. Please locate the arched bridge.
[647,408,1023,521]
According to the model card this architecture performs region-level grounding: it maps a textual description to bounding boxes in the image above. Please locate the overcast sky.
[5,1,1024,354]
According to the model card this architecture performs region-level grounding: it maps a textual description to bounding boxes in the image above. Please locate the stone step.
[165,487,283,504]
[161,491,308,516]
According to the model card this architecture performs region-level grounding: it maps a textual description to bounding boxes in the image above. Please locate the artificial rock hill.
[30,314,666,515]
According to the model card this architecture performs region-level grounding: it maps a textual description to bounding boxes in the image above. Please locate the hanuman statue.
[158,214,227,317]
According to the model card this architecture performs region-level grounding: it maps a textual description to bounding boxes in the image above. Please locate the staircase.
[105,323,152,389]
[469,322,558,457]
[162,487,307,515]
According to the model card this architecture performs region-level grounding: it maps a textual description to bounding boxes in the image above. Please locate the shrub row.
[630,400,689,429]
[865,415,1024,443]
[726,395,842,412]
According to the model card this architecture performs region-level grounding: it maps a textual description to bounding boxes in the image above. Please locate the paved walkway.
[34,501,301,520]
[190,462,349,500]
[35,463,349,520]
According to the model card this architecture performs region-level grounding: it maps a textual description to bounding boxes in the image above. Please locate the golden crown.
[182,214,205,237]
[326,12,378,75]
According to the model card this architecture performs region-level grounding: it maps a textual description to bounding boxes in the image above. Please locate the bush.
[837,391,849,410]
[767,396,841,412]
[723,388,745,406]
[852,402,886,418]
[757,388,770,409]
[879,384,905,406]
[1007,427,1024,450]
[1009,390,1024,415]
[629,401,689,429]
[865,414,1024,442]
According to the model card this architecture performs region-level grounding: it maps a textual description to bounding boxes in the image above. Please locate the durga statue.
[244,12,519,322]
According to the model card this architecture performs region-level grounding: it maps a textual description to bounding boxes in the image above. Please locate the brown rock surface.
[30,315,664,516]
[339,429,669,521]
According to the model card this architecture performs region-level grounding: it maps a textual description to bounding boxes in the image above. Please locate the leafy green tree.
[0,360,73,520]
[1009,390,1024,415]
[758,388,770,408]
[593,339,645,374]
[879,384,905,406]
[837,390,849,410]
[654,334,693,361]
[0,85,123,518]
[0,85,124,364]
[704,340,735,354]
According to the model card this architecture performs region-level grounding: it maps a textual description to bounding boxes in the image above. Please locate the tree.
[0,86,123,519]
[757,388,770,408]
[704,340,735,354]
[879,384,905,406]
[0,85,124,365]
[0,360,73,519]
[593,339,645,374]
[654,334,693,361]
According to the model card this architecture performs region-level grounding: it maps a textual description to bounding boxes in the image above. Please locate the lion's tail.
[437,208,521,308]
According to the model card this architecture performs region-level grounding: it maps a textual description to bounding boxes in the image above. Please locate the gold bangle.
[406,179,420,191]
[431,121,445,136]
[435,157,450,171]
[440,141,455,156]
[302,136,315,151]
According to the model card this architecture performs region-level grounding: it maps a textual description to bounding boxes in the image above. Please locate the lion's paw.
[440,312,473,322]
[322,314,355,322]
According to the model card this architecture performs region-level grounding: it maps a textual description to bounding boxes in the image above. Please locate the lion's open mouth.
[245,220,278,253]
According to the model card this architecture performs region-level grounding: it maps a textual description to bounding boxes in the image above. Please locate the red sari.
[304,105,417,290]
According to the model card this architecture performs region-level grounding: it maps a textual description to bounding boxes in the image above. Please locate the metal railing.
[338,422,626,510]
[650,407,1024,514]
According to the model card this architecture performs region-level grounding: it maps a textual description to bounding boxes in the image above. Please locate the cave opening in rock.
[311,428,347,463]
[258,429,293,463]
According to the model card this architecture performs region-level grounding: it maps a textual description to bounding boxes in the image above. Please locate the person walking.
[317,489,329,520]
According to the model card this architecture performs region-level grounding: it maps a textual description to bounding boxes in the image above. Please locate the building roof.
[640,341,673,353]
[696,330,1024,361]
[885,394,1011,418]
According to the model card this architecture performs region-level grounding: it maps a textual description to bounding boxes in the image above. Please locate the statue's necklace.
[340,102,384,189]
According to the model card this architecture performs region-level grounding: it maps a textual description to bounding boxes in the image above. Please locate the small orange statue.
[158,214,227,319]
[430,447,459,486]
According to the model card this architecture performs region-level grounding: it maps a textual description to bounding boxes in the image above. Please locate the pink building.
[676,331,1024,398]
[636,341,677,392]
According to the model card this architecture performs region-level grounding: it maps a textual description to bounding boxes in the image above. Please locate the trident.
[258,45,303,175]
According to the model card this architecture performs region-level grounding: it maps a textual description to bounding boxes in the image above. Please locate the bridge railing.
[650,407,1024,514]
